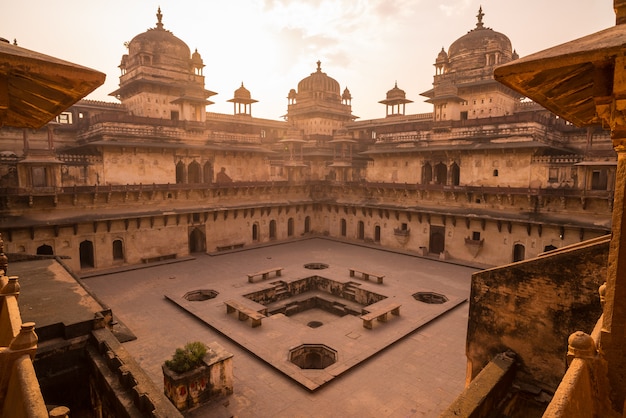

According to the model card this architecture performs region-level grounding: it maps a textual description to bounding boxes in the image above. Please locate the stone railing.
[0,275,49,417]
[542,318,617,418]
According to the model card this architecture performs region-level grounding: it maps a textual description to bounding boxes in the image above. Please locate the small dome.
[342,87,352,101]
[436,47,448,63]
[126,8,191,72]
[288,88,297,99]
[447,7,513,72]
[297,61,340,96]
[191,48,203,67]
[386,82,407,101]
[234,83,251,100]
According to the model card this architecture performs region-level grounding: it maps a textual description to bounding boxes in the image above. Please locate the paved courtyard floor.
[82,238,479,417]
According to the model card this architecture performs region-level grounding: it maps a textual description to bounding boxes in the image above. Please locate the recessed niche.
[289,344,337,369]
[304,263,329,270]
[413,291,448,304]
[184,289,219,301]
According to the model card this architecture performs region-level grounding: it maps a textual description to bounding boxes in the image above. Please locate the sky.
[1,1,616,121]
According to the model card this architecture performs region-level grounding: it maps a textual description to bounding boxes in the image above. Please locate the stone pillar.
[597,51,626,411]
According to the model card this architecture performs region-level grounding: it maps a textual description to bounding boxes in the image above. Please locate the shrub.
[164,341,208,374]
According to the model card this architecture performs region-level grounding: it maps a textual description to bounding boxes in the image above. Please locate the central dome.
[298,61,340,96]
[447,7,513,72]
[126,8,191,72]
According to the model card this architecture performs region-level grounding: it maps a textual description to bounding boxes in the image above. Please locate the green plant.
[164,341,208,374]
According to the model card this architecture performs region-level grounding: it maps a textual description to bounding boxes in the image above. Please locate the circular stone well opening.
[184,289,219,301]
[307,321,323,328]
[304,263,329,270]
[289,344,337,369]
[413,291,448,304]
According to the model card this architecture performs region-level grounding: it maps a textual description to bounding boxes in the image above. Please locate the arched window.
[79,240,95,269]
[269,220,277,239]
[203,161,213,184]
[450,162,460,186]
[188,161,201,184]
[422,163,432,184]
[434,162,447,185]
[37,244,53,255]
[112,239,124,261]
[175,161,185,184]
[288,218,294,237]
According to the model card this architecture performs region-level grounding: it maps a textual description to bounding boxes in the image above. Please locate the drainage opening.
[307,321,323,328]
[184,289,219,301]
[304,263,329,270]
[289,344,337,369]
[413,291,448,304]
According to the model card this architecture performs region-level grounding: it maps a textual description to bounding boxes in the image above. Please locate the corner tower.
[421,7,521,121]
[110,8,217,122]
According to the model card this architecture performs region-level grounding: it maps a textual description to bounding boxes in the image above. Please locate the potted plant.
[162,341,209,411]
[162,341,234,411]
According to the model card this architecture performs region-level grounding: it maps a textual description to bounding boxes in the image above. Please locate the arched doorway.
[450,162,460,186]
[374,225,381,243]
[429,226,445,254]
[288,218,294,237]
[304,216,311,233]
[269,220,277,240]
[434,162,447,185]
[513,244,525,262]
[175,161,185,184]
[36,244,53,255]
[112,239,124,261]
[188,161,201,184]
[341,219,347,237]
[79,240,95,269]
[189,228,206,253]
[252,223,259,241]
[357,221,365,240]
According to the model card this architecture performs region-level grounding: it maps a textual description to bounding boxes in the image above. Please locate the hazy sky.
[2,1,615,121]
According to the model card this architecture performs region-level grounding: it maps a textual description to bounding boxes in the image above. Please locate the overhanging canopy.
[0,40,105,129]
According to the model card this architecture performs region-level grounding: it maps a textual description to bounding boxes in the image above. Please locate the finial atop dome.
[316,60,322,72]
[476,6,484,29]
[156,6,164,30]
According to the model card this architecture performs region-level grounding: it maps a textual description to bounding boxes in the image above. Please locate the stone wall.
[466,236,608,391]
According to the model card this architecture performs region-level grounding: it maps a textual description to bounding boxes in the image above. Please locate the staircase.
[343,282,360,301]
[273,281,291,300]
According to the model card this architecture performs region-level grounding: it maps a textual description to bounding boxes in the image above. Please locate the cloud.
[439,0,473,17]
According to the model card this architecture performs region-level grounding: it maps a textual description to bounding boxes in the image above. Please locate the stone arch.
[112,239,124,261]
[189,228,206,253]
[341,218,347,236]
[203,161,214,184]
[269,220,277,239]
[374,225,381,243]
[188,161,201,184]
[357,221,365,240]
[434,162,447,185]
[252,222,260,241]
[304,216,311,233]
[288,217,294,237]
[450,162,460,186]
[36,244,53,255]
[422,162,433,184]
[79,240,95,269]
[175,161,185,184]
[513,243,525,262]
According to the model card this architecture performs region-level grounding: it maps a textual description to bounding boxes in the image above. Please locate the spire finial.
[156,6,164,29]
[316,60,322,72]
[476,6,484,29]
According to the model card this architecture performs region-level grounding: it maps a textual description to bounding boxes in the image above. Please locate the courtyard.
[81,238,479,417]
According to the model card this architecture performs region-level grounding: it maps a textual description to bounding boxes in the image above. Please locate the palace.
[0,7,614,273]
